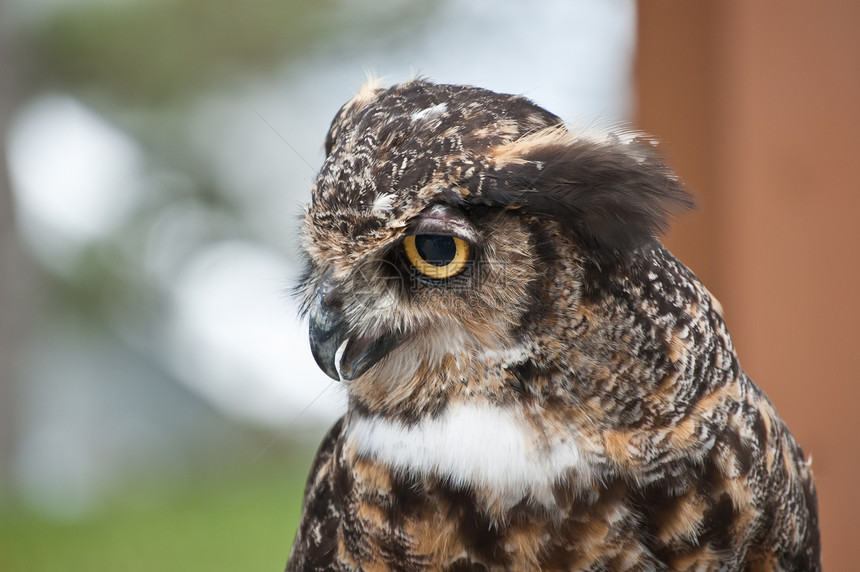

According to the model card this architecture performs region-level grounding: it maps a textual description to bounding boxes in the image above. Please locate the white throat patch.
[346,401,593,509]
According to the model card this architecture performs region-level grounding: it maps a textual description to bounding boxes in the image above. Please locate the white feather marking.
[372,192,395,213]
[475,346,530,365]
[411,102,447,122]
[346,401,592,508]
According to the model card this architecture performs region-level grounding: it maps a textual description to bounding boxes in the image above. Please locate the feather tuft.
[471,127,695,259]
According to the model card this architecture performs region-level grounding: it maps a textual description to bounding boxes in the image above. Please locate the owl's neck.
[343,397,600,514]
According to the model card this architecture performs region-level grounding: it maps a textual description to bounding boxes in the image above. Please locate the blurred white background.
[0,0,635,522]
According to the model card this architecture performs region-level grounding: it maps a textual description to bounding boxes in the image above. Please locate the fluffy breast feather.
[345,400,595,511]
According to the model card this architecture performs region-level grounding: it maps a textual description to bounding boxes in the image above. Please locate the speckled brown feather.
[288,80,820,571]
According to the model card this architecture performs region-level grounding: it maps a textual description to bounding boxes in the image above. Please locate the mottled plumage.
[287,80,820,571]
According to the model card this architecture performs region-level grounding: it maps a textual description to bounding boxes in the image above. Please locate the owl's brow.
[254,109,317,173]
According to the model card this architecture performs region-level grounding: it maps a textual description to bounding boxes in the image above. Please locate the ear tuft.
[472,127,695,258]
[324,75,388,156]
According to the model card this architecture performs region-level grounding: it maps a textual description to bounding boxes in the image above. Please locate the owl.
[287,79,820,571]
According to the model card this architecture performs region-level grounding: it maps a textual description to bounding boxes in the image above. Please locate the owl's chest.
[330,405,753,571]
[336,405,642,570]
[335,458,668,571]
[333,455,758,572]
[344,401,597,510]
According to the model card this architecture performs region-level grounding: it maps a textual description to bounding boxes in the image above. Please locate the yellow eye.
[403,235,471,279]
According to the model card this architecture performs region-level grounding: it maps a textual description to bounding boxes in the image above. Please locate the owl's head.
[297,79,693,418]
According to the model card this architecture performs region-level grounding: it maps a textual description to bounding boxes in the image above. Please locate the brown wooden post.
[636,2,860,568]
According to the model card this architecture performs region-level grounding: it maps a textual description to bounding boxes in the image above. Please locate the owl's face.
[297,80,692,419]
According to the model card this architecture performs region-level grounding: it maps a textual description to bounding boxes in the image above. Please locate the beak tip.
[308,299,400,382]
[311,351,339,381]
[309,331,345,381]
[308,302,348,381]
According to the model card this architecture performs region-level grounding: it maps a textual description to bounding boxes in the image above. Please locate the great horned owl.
[287,80,820,571]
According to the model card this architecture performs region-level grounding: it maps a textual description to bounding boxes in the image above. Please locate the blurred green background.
[0,454,313,571]
[0,0,635,569]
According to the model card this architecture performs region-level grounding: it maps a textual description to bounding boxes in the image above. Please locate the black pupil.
[415,235,457,267]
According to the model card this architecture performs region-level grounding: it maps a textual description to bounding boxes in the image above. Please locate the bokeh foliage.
[1,1,436,569]
[32,0,338,103]
[30,0,437,104]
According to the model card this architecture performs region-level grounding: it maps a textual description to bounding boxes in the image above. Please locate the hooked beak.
[308,277,401,381]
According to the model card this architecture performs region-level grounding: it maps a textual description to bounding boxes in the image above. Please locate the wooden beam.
[636,2,860,569]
